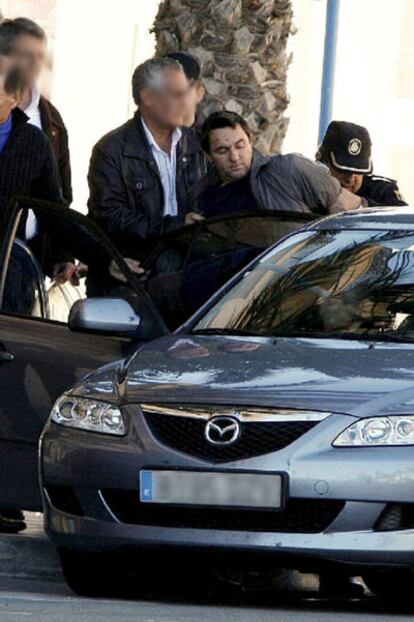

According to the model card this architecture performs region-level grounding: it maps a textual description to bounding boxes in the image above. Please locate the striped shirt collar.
[141,117,182,155]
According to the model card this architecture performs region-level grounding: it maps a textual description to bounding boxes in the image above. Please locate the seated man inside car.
[316,121,407,207]
[187,110,362,220]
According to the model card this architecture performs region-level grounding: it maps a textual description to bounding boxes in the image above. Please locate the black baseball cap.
[321,121,373,174]
[165,51,201,82]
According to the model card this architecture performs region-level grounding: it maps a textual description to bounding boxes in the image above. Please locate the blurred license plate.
[140,470,282,509]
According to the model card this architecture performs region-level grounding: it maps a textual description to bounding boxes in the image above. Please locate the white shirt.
[23,83,42,130]
[141,118,182,218]
[23,84,42,239]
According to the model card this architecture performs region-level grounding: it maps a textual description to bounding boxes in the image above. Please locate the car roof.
[307,206,414,231]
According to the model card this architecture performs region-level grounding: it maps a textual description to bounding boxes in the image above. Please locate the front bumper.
[40,409,414,571]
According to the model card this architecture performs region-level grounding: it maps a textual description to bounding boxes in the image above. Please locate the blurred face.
[140,68,190,129]
[182,81,205,126]
[208,125,253,183]
[0,73,21,122]
[8,34,47,84]
[329,165,364,194]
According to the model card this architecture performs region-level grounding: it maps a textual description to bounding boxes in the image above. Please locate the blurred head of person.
[0,55,26,122]
[317,121,373,194]
[0,17,47,87]
[132,57,190,130]
[165,51,205,127]
[201,110,254,184]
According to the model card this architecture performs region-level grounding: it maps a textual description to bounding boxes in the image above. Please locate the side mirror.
[69,298,141,336]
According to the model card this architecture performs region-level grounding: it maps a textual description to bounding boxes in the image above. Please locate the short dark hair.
[0,17,46,55]
[0,56,26,96]
[201,111,252,154]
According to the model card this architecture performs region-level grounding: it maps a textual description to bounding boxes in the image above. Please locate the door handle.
[0,351,14,363]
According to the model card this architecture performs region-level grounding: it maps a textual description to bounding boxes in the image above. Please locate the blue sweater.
[0,114,12,155]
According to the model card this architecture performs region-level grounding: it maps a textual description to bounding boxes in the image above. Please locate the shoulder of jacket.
[23,122,49,145]
[369,174,397,185]
[180,125,203,154]
[94,118,135,151]
[39,97,66,128]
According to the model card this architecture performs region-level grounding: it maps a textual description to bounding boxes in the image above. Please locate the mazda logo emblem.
[205,416,240,445]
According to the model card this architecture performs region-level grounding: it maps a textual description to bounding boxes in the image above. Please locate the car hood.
[72,334,414,418]
[126,334,414,417]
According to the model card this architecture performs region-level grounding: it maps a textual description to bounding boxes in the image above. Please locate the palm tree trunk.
[153,0,293,154]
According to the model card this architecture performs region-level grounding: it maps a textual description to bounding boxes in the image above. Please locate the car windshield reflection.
[194,229,414,342]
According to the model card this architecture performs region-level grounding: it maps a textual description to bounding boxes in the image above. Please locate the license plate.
[140,470,282,509]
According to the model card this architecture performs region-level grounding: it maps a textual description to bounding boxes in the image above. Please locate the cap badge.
[348,138,362,156]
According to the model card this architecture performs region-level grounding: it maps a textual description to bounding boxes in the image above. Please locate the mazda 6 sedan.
[40,207,414,598]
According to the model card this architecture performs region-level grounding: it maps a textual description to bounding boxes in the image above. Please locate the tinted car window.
[195,229,414,340]
[2,240,46,318]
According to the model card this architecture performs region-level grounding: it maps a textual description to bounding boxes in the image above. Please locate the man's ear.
[203,150,213,163]
[196,84,205,105]
[139,88,152,109]
[10,93,22,110]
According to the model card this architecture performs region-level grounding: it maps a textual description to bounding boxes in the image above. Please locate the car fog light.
[334,415,414,446]
[51,396,126,436]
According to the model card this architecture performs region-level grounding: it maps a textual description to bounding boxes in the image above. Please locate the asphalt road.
[1,576,414,622]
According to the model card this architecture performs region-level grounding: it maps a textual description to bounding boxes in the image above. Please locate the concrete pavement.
[0,512,63,583]
[0,576,413,622]
[0,514,413,621]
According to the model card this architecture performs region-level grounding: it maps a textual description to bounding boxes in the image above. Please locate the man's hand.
[332,188,363,213]
[109,258,147,283]
[185,212,205,226]
[52,262,77,285]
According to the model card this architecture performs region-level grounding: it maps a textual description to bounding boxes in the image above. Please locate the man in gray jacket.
[189,111,361,219]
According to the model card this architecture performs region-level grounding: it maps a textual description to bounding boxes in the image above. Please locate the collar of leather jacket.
[123,111,202,160]
[38,97,66,133]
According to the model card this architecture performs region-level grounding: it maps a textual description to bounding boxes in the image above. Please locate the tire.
[363,569,414,600]
[59,548,137,598]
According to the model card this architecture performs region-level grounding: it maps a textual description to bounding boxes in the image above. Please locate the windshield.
[194,229,414,340]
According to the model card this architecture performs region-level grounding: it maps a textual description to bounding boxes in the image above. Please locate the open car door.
[144,210,317,329]
[0,197,167,511]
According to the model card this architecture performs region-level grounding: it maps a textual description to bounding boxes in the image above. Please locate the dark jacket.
[88,112,207,259]
[0,107,65,272]
[39,96,72,205]
[191,150,342,215]
[357,175,407,207]
[0,108,62,217]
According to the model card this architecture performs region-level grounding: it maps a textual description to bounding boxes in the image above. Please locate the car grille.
[374,503,414,531]
[102,489,344,533]
[142,410,319,463]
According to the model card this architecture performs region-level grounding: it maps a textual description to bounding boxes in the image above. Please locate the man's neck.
[0,109,11,124]
[20,87,33,111]
[141,114,176,154]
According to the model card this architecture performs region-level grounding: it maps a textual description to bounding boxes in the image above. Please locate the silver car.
[41,207,414,598]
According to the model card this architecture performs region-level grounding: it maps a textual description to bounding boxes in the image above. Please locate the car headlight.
[51,396,126,436]
[333,415,414,446]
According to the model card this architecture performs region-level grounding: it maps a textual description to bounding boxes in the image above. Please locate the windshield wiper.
[191,328,264,337]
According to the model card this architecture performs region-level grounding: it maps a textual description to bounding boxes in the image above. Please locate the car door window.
[2,239,47,318]
[0,198,167,332]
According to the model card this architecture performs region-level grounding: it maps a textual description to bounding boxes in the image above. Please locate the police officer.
[317,121,407,207]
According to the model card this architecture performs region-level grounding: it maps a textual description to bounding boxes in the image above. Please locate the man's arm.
[31,138,76,280]
[32,137,64,205]
[293,155,361,214]
[58,123,73,205]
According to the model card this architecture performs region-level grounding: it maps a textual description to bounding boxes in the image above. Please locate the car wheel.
[363,569,414,600]
[59,548,140,598]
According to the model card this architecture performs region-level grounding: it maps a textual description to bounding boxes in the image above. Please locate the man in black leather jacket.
[87,57,207,291]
